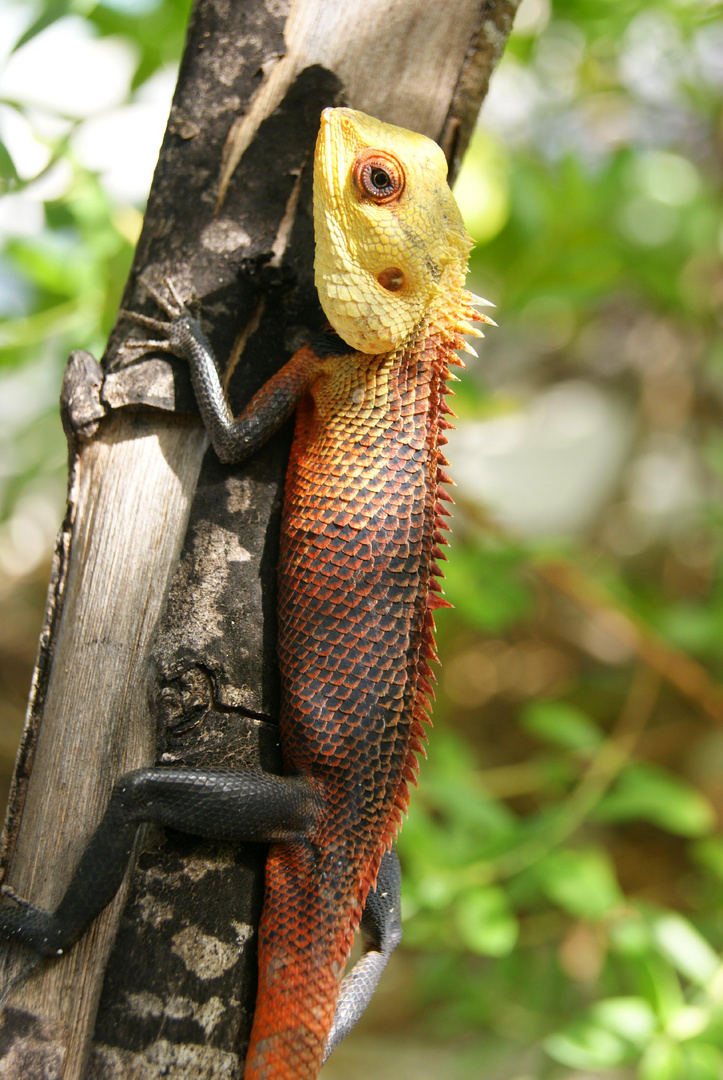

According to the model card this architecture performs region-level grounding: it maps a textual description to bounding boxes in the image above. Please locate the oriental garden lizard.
[0,108,492,1079]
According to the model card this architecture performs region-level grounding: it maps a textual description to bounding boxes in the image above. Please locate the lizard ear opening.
[377,268,405,293]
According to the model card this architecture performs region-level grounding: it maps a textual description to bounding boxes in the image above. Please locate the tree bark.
[0,1,519,1077]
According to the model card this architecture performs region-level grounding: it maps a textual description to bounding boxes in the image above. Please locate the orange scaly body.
[244,272,483,1076]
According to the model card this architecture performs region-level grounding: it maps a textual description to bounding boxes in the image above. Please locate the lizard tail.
[244,840,362,1080]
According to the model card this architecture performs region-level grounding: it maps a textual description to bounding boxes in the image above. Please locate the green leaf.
[11,0,77,55]
[594,764,715,837]
[684,1043,723,1080]
[650,913,719,986]
[609,911,652,956]
[667,1005,710,1041]
[0,138,20,191]
[545,996,658,1071]
[660,603,723,655]
[692,836,723,881]
[537,848,623,919]
[521,700,603,752]
[638,954,686,1029]
[454,129,510,243]
[545,1021,631,1070]
[455,886,518,956]
[591,997,657,1047]
[640,1038,685,1080]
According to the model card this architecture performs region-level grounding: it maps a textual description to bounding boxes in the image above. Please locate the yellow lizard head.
[313,107,473,355]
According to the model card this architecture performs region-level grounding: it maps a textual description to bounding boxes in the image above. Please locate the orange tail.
[244,840,361,1080]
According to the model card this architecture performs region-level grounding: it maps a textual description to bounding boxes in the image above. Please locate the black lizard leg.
[324,845,403,1060]
[124,283,315,464]
[0,768,317,957]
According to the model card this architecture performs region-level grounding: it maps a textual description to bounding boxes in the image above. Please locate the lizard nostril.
[377,267,405,292]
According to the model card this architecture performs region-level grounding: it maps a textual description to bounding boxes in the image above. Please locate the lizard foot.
[121,277,186,345]
[121,279,205,363]
[0,884,32,906]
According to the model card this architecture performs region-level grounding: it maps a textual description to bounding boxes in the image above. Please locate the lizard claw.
[119,278,199,362]
[118,311,178,358]
[0,884,30,906]
[140,277,186,320]
[121,310,175,338]
[164,276,186,313]
[122,276,192,333]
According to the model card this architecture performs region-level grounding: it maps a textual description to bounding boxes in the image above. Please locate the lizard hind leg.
[323,844,402,1062]
[0,767,318,958]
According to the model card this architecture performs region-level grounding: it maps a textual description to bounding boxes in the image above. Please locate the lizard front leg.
[125,283,325,464]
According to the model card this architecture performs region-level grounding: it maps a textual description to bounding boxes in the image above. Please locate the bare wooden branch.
[0,1,519,1077]
[0,412,207,1078]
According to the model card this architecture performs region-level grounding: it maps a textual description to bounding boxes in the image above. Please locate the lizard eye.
[371,166,391,189]
[353,150,405,204]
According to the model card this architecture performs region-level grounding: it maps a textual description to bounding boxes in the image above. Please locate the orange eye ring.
[352,149,405,204]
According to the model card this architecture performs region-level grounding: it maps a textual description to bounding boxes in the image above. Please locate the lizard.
[0,107,492,1078]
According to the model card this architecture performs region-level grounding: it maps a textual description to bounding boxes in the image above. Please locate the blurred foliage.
[1,1,723,1078]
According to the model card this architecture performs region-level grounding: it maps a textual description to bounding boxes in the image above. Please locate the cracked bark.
[0,1,519,1077]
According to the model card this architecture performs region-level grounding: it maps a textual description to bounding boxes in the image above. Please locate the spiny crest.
[396,294,495,816]
[380,286,495,862]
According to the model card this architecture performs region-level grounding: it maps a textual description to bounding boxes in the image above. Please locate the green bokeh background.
[1,2,722,1077]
